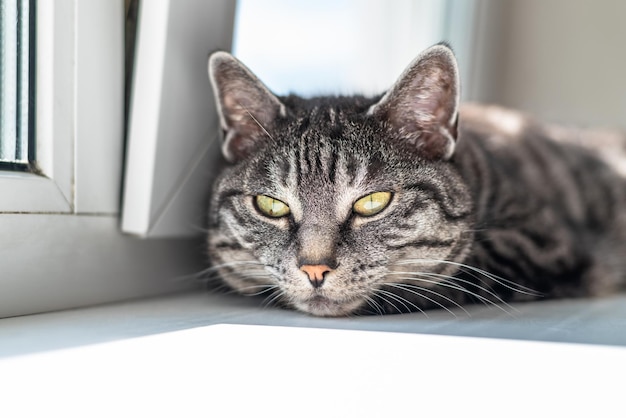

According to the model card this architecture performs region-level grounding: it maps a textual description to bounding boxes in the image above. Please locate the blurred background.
[234,0,626,129]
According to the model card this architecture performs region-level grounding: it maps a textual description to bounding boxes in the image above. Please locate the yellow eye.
[255,195,290,218]
[353,192,392,217]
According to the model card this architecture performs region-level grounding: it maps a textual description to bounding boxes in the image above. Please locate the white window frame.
[1,0,122,213]
[0,0,205,319]
[121,0,236,238]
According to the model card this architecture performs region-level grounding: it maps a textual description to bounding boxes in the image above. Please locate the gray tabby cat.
[206,44,626,317]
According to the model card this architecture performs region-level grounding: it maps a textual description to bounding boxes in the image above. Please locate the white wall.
[479,0,626,129]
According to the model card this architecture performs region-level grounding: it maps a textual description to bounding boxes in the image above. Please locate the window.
[233,0,478,98]
[0,0,205,319]
[0,0,34,168]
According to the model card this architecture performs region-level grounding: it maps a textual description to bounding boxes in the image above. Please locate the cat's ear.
[367,44,460,160]
[208,52,286,162]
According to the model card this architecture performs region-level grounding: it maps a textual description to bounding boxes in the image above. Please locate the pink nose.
[300,264,332,288]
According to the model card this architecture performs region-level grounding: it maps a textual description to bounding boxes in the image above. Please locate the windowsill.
[2,290,626,358]
[1,293,625,416]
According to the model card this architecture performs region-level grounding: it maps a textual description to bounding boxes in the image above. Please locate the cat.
[205,43,626,317]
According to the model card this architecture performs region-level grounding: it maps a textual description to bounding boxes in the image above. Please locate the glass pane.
[233,0,448,97]
[0,0,32,166]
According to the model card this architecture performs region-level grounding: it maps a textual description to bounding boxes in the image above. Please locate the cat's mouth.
[294,294,364,317]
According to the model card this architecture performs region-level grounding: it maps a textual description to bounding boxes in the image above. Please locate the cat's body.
[206,45,626,316]
[455,104,626,301]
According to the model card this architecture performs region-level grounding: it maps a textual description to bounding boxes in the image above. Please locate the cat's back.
[456,103,626,296]
[456,103,626,221]
[458,103,626,179]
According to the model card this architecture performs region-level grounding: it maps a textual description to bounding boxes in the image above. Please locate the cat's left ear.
[208,52,286,162]
[367,44,460,160]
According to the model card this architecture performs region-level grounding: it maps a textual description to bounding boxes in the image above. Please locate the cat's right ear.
[208,52,286,162]
[367,44,460,161]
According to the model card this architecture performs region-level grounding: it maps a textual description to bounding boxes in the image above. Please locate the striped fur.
[206,46,626,316]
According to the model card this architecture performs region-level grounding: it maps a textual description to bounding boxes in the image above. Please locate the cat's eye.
[353,192,392,217]
[255,195,290,218]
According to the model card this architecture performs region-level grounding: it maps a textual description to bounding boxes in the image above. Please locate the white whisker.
[237,284,279,296]
[204,260,267,274]
[395,258,542,297]
[418,271,519,314]
[381,282,466,317]
[171,265,223,283]
[238,101,275,141]
[377,289,428,317]
[373,291,403,315]
[362,294,385,315]
[385,271,514,315]
[262,289,285,309]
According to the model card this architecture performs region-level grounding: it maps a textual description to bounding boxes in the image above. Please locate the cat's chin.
[293,295,363,317]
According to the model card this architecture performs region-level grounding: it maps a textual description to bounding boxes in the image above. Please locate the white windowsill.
[1,293,625,417]
[2,291,626,356]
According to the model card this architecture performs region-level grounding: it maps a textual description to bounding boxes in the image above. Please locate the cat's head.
[206,44,473,316]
